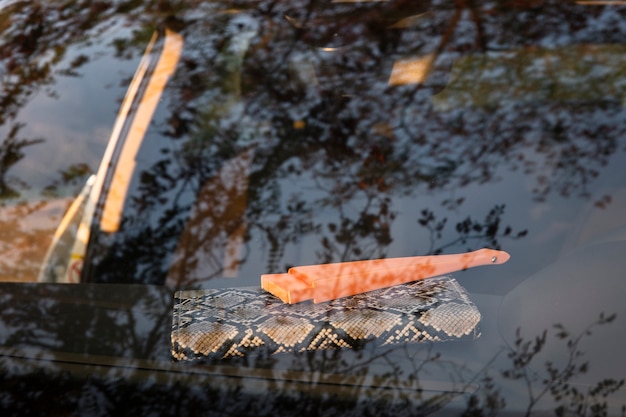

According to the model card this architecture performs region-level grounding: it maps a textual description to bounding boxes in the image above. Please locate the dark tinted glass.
[2,1,626,416]
[85,2,626,294]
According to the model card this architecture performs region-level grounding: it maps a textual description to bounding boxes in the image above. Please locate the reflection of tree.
[0,0,128,131]
[0,123,46,280]
[0,1,135,281]
[418,204,528,255]
[2,0,624,284]
[0,284,169,359]
[86,2,537,284]
[466,313,625,417]
[0,123,43,198]
[0,0,201,282]
[508,315,624,417]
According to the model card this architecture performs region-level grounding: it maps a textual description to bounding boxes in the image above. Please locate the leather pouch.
[171,275,481,361]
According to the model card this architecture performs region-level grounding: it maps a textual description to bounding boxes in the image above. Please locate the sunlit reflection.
[388,54,436,85]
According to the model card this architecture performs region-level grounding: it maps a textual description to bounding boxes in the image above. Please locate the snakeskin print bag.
[171,275,481,361]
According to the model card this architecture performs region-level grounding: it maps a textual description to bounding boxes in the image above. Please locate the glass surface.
[2,1,626,416]
[0,3,141,282]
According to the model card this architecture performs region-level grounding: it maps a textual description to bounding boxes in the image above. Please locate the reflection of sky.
[0,26,143,282]
[442,141,626,295]
[7,31,141,199]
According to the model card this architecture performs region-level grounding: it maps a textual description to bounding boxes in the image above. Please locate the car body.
[2,0,626,415]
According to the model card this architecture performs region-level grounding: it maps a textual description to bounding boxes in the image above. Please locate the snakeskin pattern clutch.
[171,275,481,361]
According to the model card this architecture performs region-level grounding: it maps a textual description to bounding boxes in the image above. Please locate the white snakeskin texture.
[172,275,481,361]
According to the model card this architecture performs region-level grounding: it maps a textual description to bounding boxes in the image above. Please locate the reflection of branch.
[42,163,92,197]
[317,194,394,263]
[460,314,625,416]
[417,204,527,255]
[0,123,43,198]
[501,313,624,417]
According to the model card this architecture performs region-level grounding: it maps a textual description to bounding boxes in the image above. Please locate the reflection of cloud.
[561,188,626,254]
[532,221,572,244]
[529,201,552,219]
[17,122,110,181]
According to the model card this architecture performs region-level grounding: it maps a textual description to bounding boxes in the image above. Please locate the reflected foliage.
[467,313,626,417]
[1,0,625,283]
[418,204,528,255]
[42,163,92,197]
[1,0,626,413]
[0,0,126,280]
[0,123,42,198]
[0,284,171,359]
[86,0,609,285]
[78,0,625,286]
